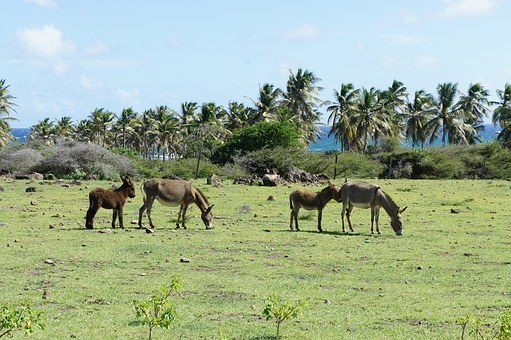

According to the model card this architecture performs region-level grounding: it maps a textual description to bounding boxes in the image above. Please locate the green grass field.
[0,178,510,339]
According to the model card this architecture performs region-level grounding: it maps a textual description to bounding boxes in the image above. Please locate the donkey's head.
[390,206,407,236]
[201,205,214,229]
[121,176,136,198]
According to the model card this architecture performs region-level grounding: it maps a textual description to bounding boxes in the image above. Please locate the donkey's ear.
[206,205,214,213]
[400,206,408,213]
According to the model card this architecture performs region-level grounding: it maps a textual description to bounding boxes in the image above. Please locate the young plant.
[0,301,45,338]
[262,293,309,338]
[132,276,182,340]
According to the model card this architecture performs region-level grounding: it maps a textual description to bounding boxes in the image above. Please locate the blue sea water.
[10,128,30,143]
[309,124,499,152]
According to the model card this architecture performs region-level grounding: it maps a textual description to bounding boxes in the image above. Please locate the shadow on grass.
[265,228,362,237]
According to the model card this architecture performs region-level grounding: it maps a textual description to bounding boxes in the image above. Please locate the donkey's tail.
[140,182,147,203]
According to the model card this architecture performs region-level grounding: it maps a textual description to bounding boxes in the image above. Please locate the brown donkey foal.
[289,181,341,232]
[85,176,136,229]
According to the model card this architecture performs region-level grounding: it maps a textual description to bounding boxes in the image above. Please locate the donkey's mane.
[379,188,398,210]
[194,186,210,205]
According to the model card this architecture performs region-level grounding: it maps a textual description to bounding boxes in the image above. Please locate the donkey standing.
[289,181,341,232]
[85,176,136,229]
[339,181,407,235]
[138,178,214,230]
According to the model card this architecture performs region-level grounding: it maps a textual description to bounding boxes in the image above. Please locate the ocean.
[10,125,499,152]
[309,124,499,152]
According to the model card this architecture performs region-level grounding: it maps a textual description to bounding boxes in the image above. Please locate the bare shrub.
[0,146,44,173]
[34,141,137,179]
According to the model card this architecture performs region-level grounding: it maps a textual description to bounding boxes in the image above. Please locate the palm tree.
[379,80,408,145]
[152,106,179,161]
[90,107,114,147]
[425,83,465,146]
[281,68,324,144]
[116,107,136,148]
[350,87,386,153]
[326,83,357,151]
[133,110,156,159]
[0,79,18,147]
[225,101,255,131]
[493,83,511,147]
[187,102,227,178]
[249,83,283,123]
[54,116,75,141]
[28,118,56,145]
[457,83,490,144]
[75,119,95,143]
[404,90,435,148]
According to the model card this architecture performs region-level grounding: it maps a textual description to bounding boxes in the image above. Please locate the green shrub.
[0,301,45,338]
[213,121,302,164]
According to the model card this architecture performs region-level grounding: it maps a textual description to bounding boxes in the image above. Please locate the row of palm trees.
[2,72,511,157]
[327,81,511,152]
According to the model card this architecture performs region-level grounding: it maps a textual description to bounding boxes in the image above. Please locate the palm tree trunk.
[194,153,202,179]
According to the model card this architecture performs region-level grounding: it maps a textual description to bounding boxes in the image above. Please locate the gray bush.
[34,141,137,179]
[0,147,44,173]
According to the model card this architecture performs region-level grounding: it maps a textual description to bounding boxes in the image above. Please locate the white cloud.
[80,75,104,91]
[281,23,321,40]
[17,24,74,73]
[24,0,57,9]
[83,42,110,56]
[414,55,440,68]
[440,0,497,17]
[114,88,140,101]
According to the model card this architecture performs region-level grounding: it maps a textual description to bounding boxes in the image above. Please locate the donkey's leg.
[294,208,300,231]
[176,205,184,229]
[317,208,323,233]
[118,207,125,229]
[374,208,381,234]
[138,197,154,228]
[289,210,295,230]
[370,207,375,234]
[85,204,99,229]
[145,198,156,228]
[181,204,189,229]
[346,203,355,232]
[341,202,347,233]
[112,209,118,229]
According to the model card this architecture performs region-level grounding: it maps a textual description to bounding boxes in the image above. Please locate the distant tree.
[54,116,75,141]
[0,79,18,147]
[326,83,357,151]
[212,120,302,164]
[28,118,56,145]
[115,107,136,148]
[225,101,255,131]
[249,83,283,123]
[457,83,490,144]
[90,107,114,147]
[426,83,466,146]
[281,68,323,144]
[493,83,511,147]
[404,90,435,148]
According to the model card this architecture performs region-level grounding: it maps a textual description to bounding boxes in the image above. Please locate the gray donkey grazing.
[289,181,341,232]
[138,178,214,230]
[339,180,407,235]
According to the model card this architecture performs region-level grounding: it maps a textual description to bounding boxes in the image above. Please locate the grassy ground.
[0,178,510,339]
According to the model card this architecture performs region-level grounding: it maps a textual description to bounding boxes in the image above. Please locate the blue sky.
[2,0,509,128]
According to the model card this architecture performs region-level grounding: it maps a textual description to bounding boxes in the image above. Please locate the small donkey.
[85,176,136,229]
[289,181,341,232]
